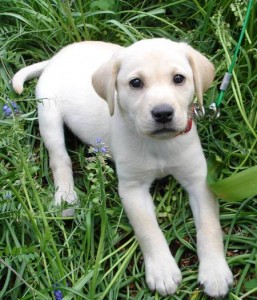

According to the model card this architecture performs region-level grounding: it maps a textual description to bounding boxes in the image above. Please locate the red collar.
[175,117,193,137]
[175,106,194,137]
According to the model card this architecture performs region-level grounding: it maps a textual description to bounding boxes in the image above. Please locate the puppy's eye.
[173,74,185,84]
[129,78,144,88]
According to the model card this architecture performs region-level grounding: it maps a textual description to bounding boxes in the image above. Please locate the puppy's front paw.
[55,188,78,205]
[145,253,182,296]
[54,188,78,216]
[199,259,233,297]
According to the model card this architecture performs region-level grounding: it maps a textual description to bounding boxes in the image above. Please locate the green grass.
[1,0,257,299]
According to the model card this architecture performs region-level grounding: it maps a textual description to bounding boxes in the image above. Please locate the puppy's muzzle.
[151,104,174,124]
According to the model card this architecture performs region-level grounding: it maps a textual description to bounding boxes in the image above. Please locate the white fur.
[12,39,233,297]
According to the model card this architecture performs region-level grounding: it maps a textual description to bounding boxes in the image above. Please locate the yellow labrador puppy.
[12,39,233,297]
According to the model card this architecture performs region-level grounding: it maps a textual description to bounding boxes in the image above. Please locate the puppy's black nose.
[151,104,174,123]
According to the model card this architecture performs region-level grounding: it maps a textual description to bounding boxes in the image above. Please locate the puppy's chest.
[149,151,176,178]
[123,146,178,180]
[113,135,187,181]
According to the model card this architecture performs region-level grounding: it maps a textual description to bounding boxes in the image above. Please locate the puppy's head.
[92,38,214,138]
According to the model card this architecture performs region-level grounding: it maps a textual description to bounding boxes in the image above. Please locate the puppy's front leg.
[119,180,182,296]
[179,171,233,297]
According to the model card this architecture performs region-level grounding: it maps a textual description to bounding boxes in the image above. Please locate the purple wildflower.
[4,191,12,199]
[53,284,63,300]
[54,290,63,300]
[3,104,12,116]
[96,137,102,144]
[93,146,108,153]
[92,138,109,154]
[100,146,108,153]
[2,99,20,116]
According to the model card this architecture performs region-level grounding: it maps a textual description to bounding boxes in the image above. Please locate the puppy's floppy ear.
[92,55,121,116]
[183,43,215,109]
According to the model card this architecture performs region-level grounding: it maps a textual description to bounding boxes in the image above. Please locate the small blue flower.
[96,137,102,144]
[92,138,109,154]
[100,146,108,153]
[53,284,63,300]
[2,99,20,116]
[54,290,63,300]
[3,104,12,116]
[4,191,12,199]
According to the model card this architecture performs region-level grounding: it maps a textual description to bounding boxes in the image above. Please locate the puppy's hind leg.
[38,101,78,215]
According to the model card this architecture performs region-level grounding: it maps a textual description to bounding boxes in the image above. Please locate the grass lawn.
[0,0,257,299]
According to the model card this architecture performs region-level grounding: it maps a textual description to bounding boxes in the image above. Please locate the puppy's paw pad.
[199,260,233,297]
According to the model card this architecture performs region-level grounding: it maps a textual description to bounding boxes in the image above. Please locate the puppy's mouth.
[149,125,178,138]
[152,127,176,135]
[150,118,193,138]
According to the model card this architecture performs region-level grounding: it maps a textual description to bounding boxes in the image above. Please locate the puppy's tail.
[12,60,49,94]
